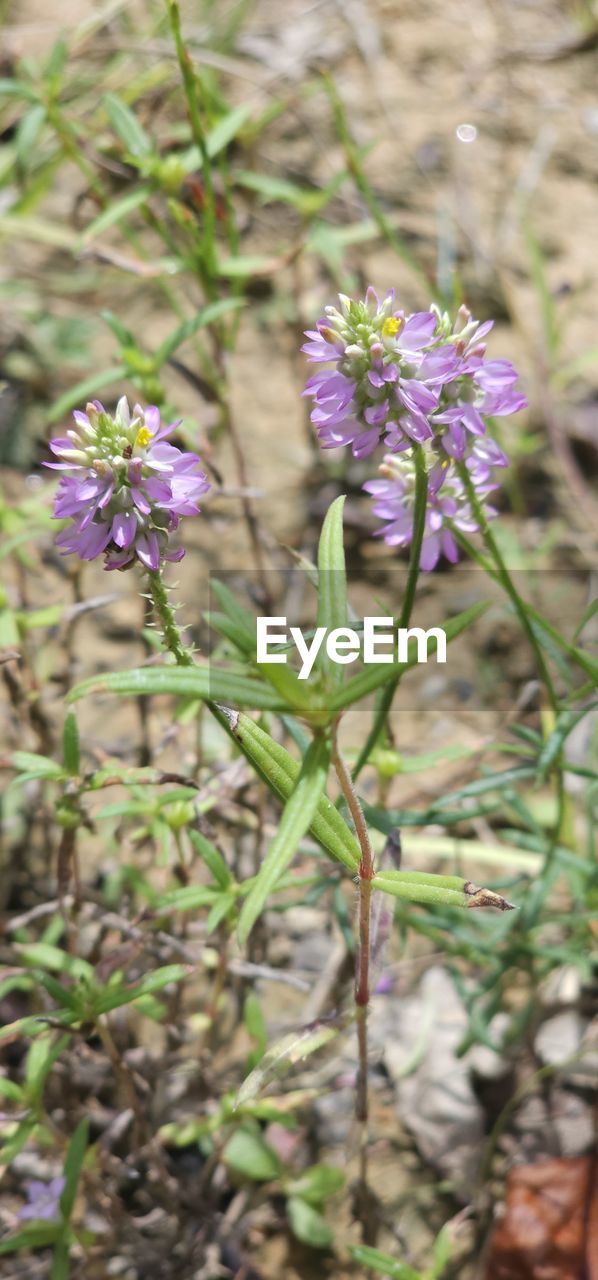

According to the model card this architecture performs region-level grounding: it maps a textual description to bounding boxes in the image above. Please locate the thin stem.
[457,463,558,713]
[353,443,428,778]
[331,719,374,1211]
[146,568,193,666]
[166,0,218,286]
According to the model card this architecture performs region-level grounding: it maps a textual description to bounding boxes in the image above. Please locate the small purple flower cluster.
[364,455,498,571]
[303,289,526,567]
[18,1176,65,1222]
[46,398,209,572]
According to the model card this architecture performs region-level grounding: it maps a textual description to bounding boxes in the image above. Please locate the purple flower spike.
[302,291,446,459]
[19,1176,65,1222]
[303,292,526,468]
[364,453,499,571]
[46,398,210,571]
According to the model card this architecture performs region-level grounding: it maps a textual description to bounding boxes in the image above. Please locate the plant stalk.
[331,719,375,1204]
[147,568,193,666]
[353,443,428,777]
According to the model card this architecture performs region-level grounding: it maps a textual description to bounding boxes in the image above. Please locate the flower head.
[302,291,526,465]
[46,398,210,571]
[19,1176,65,1222]
[302,288,450,457]
[364,451,499,571]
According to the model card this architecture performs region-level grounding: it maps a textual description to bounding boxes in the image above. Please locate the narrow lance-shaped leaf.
[67,664,292,712]
[209,580,317,712]
[103,92,152,158]
[349,1244,421,1280]
[537,701,598,782]
[316,495,347,687]
[188,827,231,889]
[62,710,80,776]
[79,188,151,244]
[155,297,245,365]
[60,1117,89,1221]
[372,869,515,911]
[235,1020,347,1109]
[215,706,360,872]
[238,735,331,944]
[331,601,489,711]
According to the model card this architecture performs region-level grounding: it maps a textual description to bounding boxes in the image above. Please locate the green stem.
[353,444,428,778]
[166,0,218,287]
[331,721,374,1213]
[456,463,558,713]
[147,569,193,667]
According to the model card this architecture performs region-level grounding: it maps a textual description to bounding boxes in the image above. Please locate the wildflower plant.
[1,10,594,1268]
[47,397,209,572]
[28,315,528,1225]
[4,277,586,1269]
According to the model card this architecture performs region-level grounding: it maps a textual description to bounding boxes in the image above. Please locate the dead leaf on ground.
[485,1155,598,1280]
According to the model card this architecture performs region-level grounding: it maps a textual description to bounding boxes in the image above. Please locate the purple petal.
[111,511,137,548]
[136,531,161,571]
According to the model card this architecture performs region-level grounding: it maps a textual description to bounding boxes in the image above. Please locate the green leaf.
[62,711,80,776]
[79,187,151,243]
[0,215,75,251]
[216,708,360,872]
[287,1197,334,1249]
[349,1244,421,1279]
[235,1021,345,1108]
[223,1128,282,1181]
[430,1224,453,1279]
[50,1238,70,1280]
[188,828,231,888]
[316,495,347,687]
[331,601,488,711]
[537,702,598,782]
[68,664,291,711]
[16,104,46,167]
[155,297,244,366]
[0,606,19,645]
[0,79,39,101]
[372,870,469,909]
[209,579,256,644]
[206,894,234,933]
[216,254,278,278]
[20,605,65,630]
[373,870,514,912]
[11,751,65,780]
[574,597,598,641]
[0,1223,63,1256]
[0,1010,78,1043]
[0,1077,23,1101]
[244,991,267,1067]
[93,964,188,1015]
[206,103,252,157]
[287,1163,345,1205]
[60,1117,89,1221]
[103,92,152,158]
[238,735,331,944]
[527,604,598,683]
[18,943,93,982]
[429,765,537,808]
[25,1033,70,1096]
[157,885,218,912]
[48,366,127,424]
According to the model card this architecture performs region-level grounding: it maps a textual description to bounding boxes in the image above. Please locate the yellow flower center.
[382,316,401,337]
[135,426,152,448]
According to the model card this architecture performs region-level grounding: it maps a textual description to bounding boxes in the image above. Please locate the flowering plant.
[303,288,526,568]
[46,397,209,572]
